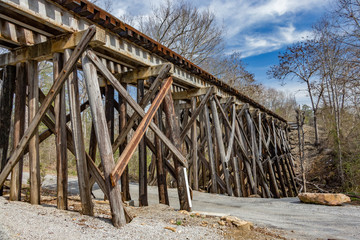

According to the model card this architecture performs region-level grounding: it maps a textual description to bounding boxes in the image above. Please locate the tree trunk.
[313,112,319,146]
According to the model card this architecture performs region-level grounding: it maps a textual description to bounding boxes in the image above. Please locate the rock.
[218,220,226,226]
[178,210,189,215]
[298,193,351,206]
[220,216,253,231]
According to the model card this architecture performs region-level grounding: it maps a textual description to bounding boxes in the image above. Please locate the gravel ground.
[0,196,222,240]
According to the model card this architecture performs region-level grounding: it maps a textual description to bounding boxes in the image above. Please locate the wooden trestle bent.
[0,0,299,228]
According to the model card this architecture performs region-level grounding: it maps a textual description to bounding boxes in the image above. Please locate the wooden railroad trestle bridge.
[0,0,298,227]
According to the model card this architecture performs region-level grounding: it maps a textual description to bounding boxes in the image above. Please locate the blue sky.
[101,0,335,106]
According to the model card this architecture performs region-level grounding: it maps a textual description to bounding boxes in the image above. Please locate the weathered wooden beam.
[232,156,241,197]
[154,108,169,205]
[119,64,174,83]
[225,104,236,164]
[180,87,214,141]
[0,25,96,193]
[267,157,280,198]
[54,52,68,210]
[271,120,287,198]
[82,53,126,228]
[0,18,47,48]
[203,105,217,194]
[118,83,131,201]
[163,91,191,211]
[88,124,97,164]
[172,87,214,100]
[39,99,109,200]
[137,79,148,207]
[111,63,172,152]
[0,65,15,196]
[191,97,198,191]
[105,84,115,143]
[27,60,41,205]
[85,50,188,168]
[110,77,173,186]
[0,27,105,67]
[65,49,93,216]
[210,98,232,196]
[9,63,26,201]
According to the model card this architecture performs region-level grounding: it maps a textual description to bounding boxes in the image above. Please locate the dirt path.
[36,173,360,240]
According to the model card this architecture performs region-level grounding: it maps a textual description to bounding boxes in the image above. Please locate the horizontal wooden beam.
[0,27,105,66]
[172,87,215,100]
[118,64,174,83]
[0,18,47,48]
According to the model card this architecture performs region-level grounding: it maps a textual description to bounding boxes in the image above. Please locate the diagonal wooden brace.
[85,49,188,168]
[180,86,214,141]
[110,77,173,186]
[111,63,172,152]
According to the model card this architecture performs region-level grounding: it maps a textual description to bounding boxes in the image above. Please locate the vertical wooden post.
[245,110,257,194]
[105,84,115,142]
[267,158,280,198]
[65,49,93,215]
[272,120,287,197]
[191,97,198,191]
[88,124,97,162]
[82,54,126,227]
[210,98,232,196]
[119,84,131,201]
[232,156,241,197]
[163,91,191,211]
[53,53,68,209]
[10,63,26,201]
[238,155,247,196]
[0,65,16,196]
[0,27,96,190]
[199,113,207,189]
[203,105,217,193]
[137,79,148,206]
[155,108,169,205]
[28,60,40,205]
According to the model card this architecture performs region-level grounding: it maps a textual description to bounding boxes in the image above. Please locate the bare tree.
[138,0,224,65]
[88,0,113,13]
[268,40,323,145]
[202,52,255,91]
[312,18,358,185]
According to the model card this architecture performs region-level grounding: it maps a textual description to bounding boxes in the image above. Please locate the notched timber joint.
[118,63,174,83]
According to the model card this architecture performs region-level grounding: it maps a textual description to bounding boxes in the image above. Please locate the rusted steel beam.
[110,77,173,186]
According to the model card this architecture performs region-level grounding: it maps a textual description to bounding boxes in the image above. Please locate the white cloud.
[205,0,330,57]
[96,0,330,58]
[229,24,314,58]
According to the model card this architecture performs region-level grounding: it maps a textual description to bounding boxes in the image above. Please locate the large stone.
[298,193,351,206]
[220,216,253,231]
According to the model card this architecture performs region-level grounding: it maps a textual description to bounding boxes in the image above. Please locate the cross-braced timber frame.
[0,0,298,227]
